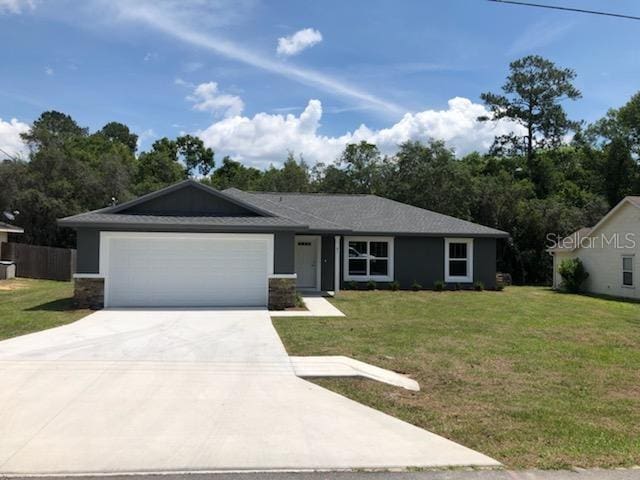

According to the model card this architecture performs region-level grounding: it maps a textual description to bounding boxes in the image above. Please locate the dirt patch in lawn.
[0,279,29,291]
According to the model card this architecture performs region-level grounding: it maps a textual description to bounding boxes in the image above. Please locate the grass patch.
[0,278,90,340]
[273,287,640,469]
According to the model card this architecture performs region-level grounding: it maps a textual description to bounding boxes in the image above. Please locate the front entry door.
[295,237,319,289]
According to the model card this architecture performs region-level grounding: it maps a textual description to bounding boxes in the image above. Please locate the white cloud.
[183,61,204,72]
[143,52,159,62]
[44,66,54,76]
[174,77,193,88]
[187,82,244,118]
[0,118,29,159]
[0,0,35,14]
[197,97,524,168]
[100,1,404,115]
[136,128,157,150]
[277,28,322,56]
[508,20,575,55]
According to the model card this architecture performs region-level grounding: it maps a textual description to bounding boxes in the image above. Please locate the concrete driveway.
[0,309,499,474]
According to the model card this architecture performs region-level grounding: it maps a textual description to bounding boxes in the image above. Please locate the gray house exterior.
[59,180,508,309]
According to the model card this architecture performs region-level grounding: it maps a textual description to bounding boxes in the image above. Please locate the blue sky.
[1,0,639,167]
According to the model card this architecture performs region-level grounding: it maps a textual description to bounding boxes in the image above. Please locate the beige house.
[0,221,23,245]
[549,196,640,300]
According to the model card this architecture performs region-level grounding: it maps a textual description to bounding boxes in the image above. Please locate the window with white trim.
[445,238,473,282]
[622,255,634,287]
[344,237,393,281]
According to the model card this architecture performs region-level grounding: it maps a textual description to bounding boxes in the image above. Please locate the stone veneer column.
[74,277,105,309]
[268,275,297,310]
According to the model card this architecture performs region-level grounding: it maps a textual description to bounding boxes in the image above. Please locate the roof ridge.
[248,191,373,197]
[232,190,352,231]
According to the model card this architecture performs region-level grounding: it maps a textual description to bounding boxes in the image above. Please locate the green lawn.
[273,287,640,469]
[0,278,90,340]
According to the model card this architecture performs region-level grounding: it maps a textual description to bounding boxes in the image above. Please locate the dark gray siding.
[394,237,444,289]
[274,232,295,274]
[76,228,100,274]
[473,237,497,288]
[121,186,258,216]
[320,235,335,291]
[341,236,497,290]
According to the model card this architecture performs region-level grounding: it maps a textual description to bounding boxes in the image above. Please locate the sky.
[0,0,639,168]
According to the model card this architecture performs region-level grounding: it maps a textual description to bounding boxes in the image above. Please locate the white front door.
[295,236,319,289]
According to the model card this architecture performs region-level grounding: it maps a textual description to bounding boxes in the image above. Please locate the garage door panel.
[105,235,270,307]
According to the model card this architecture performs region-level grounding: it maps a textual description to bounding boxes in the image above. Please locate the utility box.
[0,261,16,280]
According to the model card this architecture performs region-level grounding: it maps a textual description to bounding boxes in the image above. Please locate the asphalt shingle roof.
[57,180,507,237]
[0,221,23,233]
[223,189,508,237]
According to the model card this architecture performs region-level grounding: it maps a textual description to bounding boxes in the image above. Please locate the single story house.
[0,221,24,245]
[58,180,508,309]
[549,196,639,300]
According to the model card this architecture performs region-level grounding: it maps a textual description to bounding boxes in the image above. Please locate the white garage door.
[103,233,272,308]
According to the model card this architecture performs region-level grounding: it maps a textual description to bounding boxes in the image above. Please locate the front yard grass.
[273,287,640,469]
[0,278,90,340]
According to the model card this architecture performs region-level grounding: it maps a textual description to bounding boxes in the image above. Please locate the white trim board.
[73,273,104,279]
[334,235,341,293]
[269,273,297,279]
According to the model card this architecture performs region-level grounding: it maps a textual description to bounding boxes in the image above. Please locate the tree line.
[1,55,639,284]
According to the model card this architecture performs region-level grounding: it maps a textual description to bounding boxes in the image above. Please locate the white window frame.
[445,238,473,283]
[343,236,394,282]
[622,255,634,288]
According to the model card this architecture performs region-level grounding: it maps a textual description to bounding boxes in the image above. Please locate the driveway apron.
[0,309,499,473]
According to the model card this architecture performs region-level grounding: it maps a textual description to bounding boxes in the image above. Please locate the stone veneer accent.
[268,277,297,310]
[74,277,105,309]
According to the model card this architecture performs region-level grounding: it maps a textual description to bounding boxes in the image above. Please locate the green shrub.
[495,283,505,291]
[473,281,484,291]
[389,281,401,291]
[294,292,305,308]
[366,280,377,290]
[558,258,589,293]
[433,280,444,291]
[411,280,422,291]
[347,281,358,290]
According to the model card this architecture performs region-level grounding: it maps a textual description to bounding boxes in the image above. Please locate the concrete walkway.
[0,309,498,474]
[270,295,345,317]
[291,355,420,391]
[275,297,417,390]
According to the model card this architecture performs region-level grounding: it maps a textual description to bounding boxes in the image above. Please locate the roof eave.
[294,228,509,238]
[57,220,307,232]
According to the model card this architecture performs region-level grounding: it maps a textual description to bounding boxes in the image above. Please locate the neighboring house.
[550,196,640,300]
[58,180,508,309]
[0,221,24,246]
